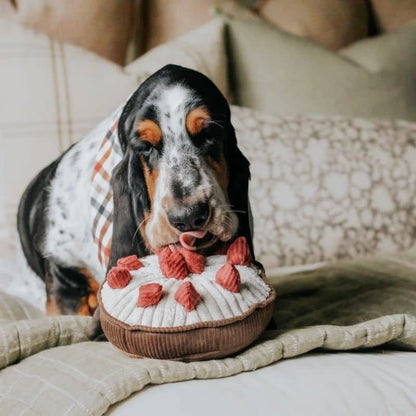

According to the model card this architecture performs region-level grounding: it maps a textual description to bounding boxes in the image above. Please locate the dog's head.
[110,65,252,263]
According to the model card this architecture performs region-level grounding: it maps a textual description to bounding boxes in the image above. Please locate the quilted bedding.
[0,250,416,415]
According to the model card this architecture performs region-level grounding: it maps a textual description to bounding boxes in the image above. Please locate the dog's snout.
[167,202,209,232]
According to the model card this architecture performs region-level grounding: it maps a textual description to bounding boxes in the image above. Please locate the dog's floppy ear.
[107,98,151,269]
[224,122,255,258]
[108,150,150,269]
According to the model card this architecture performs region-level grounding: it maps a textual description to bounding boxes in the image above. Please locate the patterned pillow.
[231,106,416,272]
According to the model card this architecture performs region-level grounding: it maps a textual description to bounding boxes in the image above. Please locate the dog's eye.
[190,120,223,153]
[192,134,217,152]
[142,146,159,157]
[130,135,160,156]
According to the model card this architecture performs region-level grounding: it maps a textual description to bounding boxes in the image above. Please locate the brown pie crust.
[99,282,276,361]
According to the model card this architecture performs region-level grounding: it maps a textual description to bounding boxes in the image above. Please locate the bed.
[1,250,416,415]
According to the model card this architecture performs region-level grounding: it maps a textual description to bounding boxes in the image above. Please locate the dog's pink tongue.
[179,230,207,251]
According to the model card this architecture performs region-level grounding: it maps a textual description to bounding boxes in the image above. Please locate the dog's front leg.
[44,259,99,317]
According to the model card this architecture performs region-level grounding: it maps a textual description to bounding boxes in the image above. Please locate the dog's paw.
[86,307,107,341]
[77,291,98,316]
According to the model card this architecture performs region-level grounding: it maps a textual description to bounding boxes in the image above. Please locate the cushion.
[0,18,137,249]
[0,0,14,17]
[144,0,216,50]
[254,0,369,50]
[226,16,416,121]
[146,0,368,52]
[372,0,416,32]
[10,0,142,64]
[125,18,230,99]
[99,240,275,361]
[230,106,416,272]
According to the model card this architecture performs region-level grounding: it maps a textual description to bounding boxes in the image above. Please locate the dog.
[17,65,254,320]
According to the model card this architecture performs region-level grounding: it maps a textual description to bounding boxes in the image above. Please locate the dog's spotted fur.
[45,130,104,279]
[17,65,253,319]
[141,85,238,249]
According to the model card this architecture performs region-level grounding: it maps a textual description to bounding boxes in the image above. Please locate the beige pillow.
[142,0,258,51]
[226,16,416,121]
[146,0,368,51]
[0,18,137,241]
[255,0,369,50]
[372,0,416,32]
[231,106,416,272]
[11,0,142,64]
[126,18,230,99]
[217,0,368,50]
[0,0,14,17]
[144,0,216,50]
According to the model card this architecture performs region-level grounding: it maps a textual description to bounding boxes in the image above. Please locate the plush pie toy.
[98,237,276,361]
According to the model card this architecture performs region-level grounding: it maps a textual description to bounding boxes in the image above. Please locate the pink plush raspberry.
[180,248,205,274]
[227,236,252,266]
[158,247,188,279]
[174,281,200,311]
[137,283,163,307]
[216,263,241,293]
[107,267,131,289]
[117,255,144,271]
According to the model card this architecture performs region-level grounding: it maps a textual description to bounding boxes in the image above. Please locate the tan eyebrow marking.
[137,119,162,145]
[186,107,210,135]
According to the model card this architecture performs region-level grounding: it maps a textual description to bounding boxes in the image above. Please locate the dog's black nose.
[167,202,210,232]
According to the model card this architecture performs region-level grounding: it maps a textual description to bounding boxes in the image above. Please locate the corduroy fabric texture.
[99,287,276,361]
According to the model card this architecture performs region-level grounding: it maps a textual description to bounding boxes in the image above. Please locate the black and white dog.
[17,65,254,319]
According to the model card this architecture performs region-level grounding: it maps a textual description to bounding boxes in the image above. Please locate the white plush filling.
[101,255,271,328]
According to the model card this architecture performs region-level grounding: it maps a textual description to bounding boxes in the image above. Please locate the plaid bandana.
[90,107,123,270]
